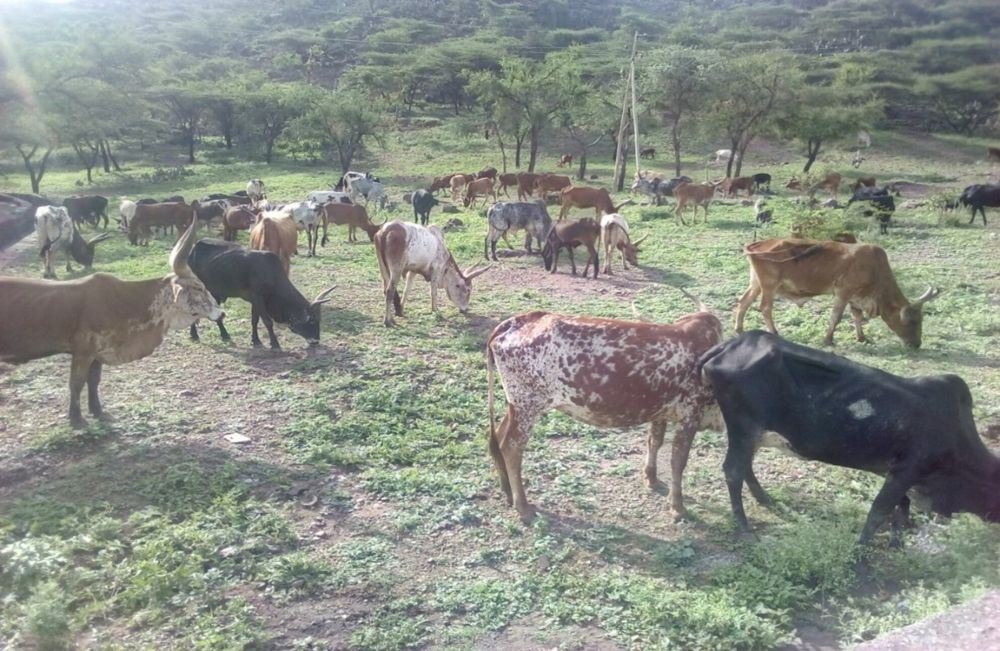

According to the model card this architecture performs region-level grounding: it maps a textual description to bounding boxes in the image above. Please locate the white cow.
[246,178,266,203]
[600,213,647,274]
[282,201,324,256]
[373,221,491,327]
[709,149,741,165]
[347,176,388,211]
[119,199,137,229]
[857,130,872,148]
[35,206,111,278]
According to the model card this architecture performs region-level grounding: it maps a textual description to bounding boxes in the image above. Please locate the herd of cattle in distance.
[1,155,999,552]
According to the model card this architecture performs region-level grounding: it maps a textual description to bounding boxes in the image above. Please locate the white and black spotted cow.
[486,309,724,522]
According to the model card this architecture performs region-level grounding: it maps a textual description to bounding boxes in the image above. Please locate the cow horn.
[633,234,649,246]
[169,217,198,277]
[87,232,113,245]
[914,286,941,305]
[465,263,493,280]
[312,285,336,305]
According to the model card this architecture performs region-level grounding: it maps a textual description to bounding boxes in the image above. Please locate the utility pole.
[613,31,638,192]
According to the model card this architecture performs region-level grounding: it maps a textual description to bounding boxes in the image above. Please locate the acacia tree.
[643,47,716,177]
[916,64,1000,135]
[780,85,883,173]
[239,82,313,163]
[707,53,796,177]
[288,89,385,173]
[559,95,611,180]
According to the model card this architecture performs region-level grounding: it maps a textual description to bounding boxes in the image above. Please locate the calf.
[429,174,455,195]
[118,199,137,229]
[188,239,334,348]
[600,213,647,274]
[484,201,552,261]
[787,173,842,197]
[534,173,572,198]
[751,173,771,193]
[672,182,715,224]
[542,217,601,278]
[374,221,491,327]
[285,201,324,256]
[487,309,724,522]
[223,205,256,241]
[958,184,1000,225]
[718,176,754,198]
[847,186,895,234]
[463,177,497,208]
[35,206,111,278]
[450,175,468,203]
[64,195,110,228]
[411,189,440,225]
[250,212,298,275]
[699,331,1000,546]
[193,199,228,230]
[497,173,518,198]
[321,202,380,244]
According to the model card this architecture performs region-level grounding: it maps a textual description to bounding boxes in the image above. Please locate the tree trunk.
[17,144,54,194]
[104,140,121,171]
[265,138,275,164]
[671,118,682,177]
[99,141,111,172]
[187,126,196,164]
[514,133,524,168]
[803,138,822,173]
[494,128,508,174]
[527,125,541,173]
[577,152,587,180]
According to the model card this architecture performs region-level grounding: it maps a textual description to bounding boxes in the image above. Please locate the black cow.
[847,186,895,234]
[187,239,334,349]
[959,184,1000,225]
[193,200,228,228]
[751,173,772,193]
[63,195,110,228]
[699,331,1000,547]
[411,189,439,226]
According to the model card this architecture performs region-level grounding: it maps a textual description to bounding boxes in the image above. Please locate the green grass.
[1,124,999,649]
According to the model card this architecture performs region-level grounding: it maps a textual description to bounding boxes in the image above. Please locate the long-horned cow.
[735,238,941,348]
[374,221,491,327]
[35,206,111,278]
[0,218,223,427]
[486,309,724,522]
[600,213,647,274]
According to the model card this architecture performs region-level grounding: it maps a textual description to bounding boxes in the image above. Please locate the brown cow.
[250,212,298,275]
[497,173,518,198]
[541,218,601,278]
[128,202,195,245]
[786,172,842,197]
[850,176,877,192]
[463,177,497,208]
[986,146,1000,163]
[516,172,541,201]
[672,183,714,225]
[223,205,256,241]
[486,309,724,521]
[734,238,942,348]
[557,154,573,167]
[449,175,468,203]
[558,186,628,220]
[477,166,498,180]
[718,176,754,198]
[0,218,222,426]
[534,173,572,198]
[321,202,381,244]
[429,174,455,195]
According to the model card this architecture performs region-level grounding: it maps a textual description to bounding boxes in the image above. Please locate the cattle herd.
[1,155,999,554]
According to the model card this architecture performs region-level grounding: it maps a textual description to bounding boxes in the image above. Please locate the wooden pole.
[613,32,638,192]
[631,53,641,178]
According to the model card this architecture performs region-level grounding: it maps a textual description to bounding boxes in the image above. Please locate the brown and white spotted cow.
[486,309,724,522]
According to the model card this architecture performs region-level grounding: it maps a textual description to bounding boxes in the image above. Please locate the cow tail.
[486,336,499,459]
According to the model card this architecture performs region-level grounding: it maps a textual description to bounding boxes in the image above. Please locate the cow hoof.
[671,507,688,523]
[252,340,263,348]
[383,319,395,328]
[516,507,537,524]
[822,338,835,347]
[70,415,87,429]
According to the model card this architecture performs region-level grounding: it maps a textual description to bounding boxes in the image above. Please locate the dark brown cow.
[321,202,381,243]
[223,205,256,241]
[735,238,941,348]
[534,173,572,197]
[541,217,601,278]
[486,309,724,521]
[718,176,754,198]
[516,173,541,201]
[477,166,498,180]
[430,175,455,195]
[497,173,518,198]
[850,176,877,192]
[128,202,194,245]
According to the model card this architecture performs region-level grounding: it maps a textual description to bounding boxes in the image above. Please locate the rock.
[900,199,927,210]
[442,204,460,214]
[442,218,464,231]
[590,174,599,180]
[821,198,840,209]
[224,433,252,444]
[178,389,196,397]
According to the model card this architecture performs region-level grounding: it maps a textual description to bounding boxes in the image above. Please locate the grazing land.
[1,125,999,650]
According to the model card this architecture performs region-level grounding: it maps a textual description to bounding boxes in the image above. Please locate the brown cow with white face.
[0,218,223,427]
[735,238,941,348]
[486,309,724,522]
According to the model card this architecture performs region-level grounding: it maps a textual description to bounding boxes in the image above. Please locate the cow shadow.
[207,338,363,377]
[323,306,372,335]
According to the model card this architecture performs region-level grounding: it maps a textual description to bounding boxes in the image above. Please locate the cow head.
[915,453,1000,523]
[443,262,492,314]
[286,286,336,345]
[68,230,113,268]
[887,286,941,349]
[621,233,648,266]
[167,218,224,328]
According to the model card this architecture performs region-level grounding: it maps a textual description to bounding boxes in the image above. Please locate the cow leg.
[190,323,200,341]
[849,306,867,342]
[889,495,912,549]
[603,240,613,275]
[568,247,578,275]
[494,405,540,523]
[87,360,103,417]
[383,280,398,328]
[859,472,918,546]
[823,296,849,346]
[261,312,281,349]
[722,426,758,533]
[68,355,92,427]
[644,419,667,488]
[589,245,599,279]
[668,416,701,520]
[250,302,266,347]
[215,316,232,342]
[759,287,778,334]
[402,271,417,312]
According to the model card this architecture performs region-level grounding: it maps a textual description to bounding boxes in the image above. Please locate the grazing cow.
[640,147,656,159]
[188,239,334,348]
[347,176,388,210]
[335,171,379,192]
[787,173,842,197]
[193,199,229,230]
[852,150,865,169]
[484,201,552,261]
[64,195,110,228]
[411,189,439,225]
[534,174,572,198]
[306,190,353,205]
[557,154,573,168]
[477,166,498,180]
[321,202,381,244]
[542,218,601,278]
[600,213,647,274]
[709,149,740,165]
[250,212,298,275]
[850,176,877,192]
[374,221,491,327]
[497,173,518,198]
[558,186,628,220]
[223,205,256,241]
[35,206,111,278]
[284,201,324,256]
[672,182,715,225]
[246,179,266,203]
[857,130,872,148]
[118,199,137,229]
[987,146,1000,163]
[128,202,194,245]
[449,175,468,203]
[958,184,1000,225]
[516,173,541,201]
[486,309,724,522]
[735,238,941,348]
[751,173,771,193]
[0,218,223,426]
[631,175,692,206]
[463,177,497,208]
[429,174,455,195]
[847,186,896,234]
[699,331,1000,546]
[718,176,754,198]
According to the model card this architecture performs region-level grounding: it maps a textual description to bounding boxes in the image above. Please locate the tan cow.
[718,176,754,198]
[534,173,572,198]
[463,177,497,208]
[558,186,628,221]
[321,202,381,243]
[449,175,468,203]
[250,212,298,275]
[0,218,222,426]
[600,213,647,274]
[786,172,842,197]
[672,182,715,225]
[735,238,941,348]
[487,309,724,522]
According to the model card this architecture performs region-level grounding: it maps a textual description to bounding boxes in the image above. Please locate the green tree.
[287,90,385,173]
[916,64,1000,135]
[239,81,315,163]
